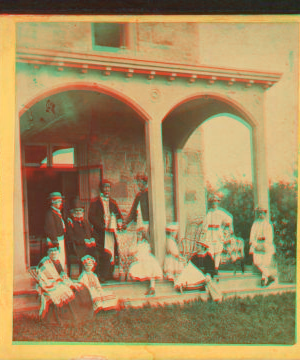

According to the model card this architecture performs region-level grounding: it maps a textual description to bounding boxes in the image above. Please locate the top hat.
[70,196,84,211]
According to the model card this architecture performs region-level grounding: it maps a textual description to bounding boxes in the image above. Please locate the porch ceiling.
[20,90,144,143]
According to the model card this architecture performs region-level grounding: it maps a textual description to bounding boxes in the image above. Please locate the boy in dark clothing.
[66,197,96,273]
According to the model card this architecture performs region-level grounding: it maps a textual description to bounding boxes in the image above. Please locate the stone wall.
[87,129,176,221]
[182,126,207,225]
[17,22,199,65]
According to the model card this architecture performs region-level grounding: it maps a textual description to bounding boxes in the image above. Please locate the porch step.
[13,272,296,314]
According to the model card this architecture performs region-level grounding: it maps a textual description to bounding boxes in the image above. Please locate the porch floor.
[13,270,296,315]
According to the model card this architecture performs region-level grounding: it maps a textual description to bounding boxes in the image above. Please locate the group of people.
[37,174,277,325]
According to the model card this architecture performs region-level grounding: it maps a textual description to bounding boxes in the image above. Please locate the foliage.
[206,178,297,262]
[269,181,297,258]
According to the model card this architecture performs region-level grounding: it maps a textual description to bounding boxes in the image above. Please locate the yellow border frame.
[0,15,299,360]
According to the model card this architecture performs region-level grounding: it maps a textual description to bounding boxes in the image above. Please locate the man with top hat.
[44,192,67,271]
[66,196,96,273]
[249,207,276,287]
[88,180,123,282]
[200,193,234,276]
[123,173,153,250]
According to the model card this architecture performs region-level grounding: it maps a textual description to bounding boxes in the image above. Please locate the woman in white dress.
[163,223,184,281]
[128,228,163,296]
[174,239,223,302]
[78,255,119,312]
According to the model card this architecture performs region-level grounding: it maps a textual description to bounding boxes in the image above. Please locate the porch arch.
[19,82,151,123]
[161,92,269,238]
[16,82,158,276]
[162,92,257,150]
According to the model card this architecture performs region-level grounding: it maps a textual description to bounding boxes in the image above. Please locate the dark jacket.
[191,253,217,278]
[66,218,93,259]
[126,189,149,225]
[44,208,65,247]
[88,197,123,249]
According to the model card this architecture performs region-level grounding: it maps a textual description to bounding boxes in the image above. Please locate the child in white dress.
[78,255,119,312]
[128,228,163,296]
[163,223,184,281]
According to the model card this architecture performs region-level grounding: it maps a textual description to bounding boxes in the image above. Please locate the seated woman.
[35,247,94,326]
[78,255,119,312]
[221,222,245,273]
[163,223,184,281]
[128,228,163,296]
[174,239,222,302]
[66,197,96,274]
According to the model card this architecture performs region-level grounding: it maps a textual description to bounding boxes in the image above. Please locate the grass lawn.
[13,292,295,344]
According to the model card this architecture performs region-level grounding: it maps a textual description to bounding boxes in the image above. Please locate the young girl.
[78,255,119,312]
[163,223,184,281]
[128,228,163,296]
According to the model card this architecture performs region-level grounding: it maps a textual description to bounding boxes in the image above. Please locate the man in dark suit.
[88,180,123,282]
[44,192,67,271]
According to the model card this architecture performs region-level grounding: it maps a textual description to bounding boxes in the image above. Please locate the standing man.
[201,193,233,276]
[44,192,67,271]
[123,174,153,251]
[249,207,276,287]
[88,180,123,282]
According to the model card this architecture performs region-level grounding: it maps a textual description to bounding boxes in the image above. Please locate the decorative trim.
[16,48,282,89]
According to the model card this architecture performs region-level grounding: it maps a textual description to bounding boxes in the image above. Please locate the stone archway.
[15,84,154,291]
[162,93,268,238]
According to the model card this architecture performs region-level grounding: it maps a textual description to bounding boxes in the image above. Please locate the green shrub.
[206,178,297,262]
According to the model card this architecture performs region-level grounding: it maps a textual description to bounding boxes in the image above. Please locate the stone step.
[13,274,296,313]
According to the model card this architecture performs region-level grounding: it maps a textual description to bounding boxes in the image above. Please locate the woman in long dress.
[174,239,222,302]
[163,223,184,281]
[78,255,119,312]
[128,228,163,296]
[35,247,94,326]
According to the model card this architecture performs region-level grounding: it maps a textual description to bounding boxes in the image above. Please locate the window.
[24,144,76,168]
[52,146,75,168]
[24,145,48,167]
[92,23,126,52]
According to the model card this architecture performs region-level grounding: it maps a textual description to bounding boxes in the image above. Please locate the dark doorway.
[24,167,79,265]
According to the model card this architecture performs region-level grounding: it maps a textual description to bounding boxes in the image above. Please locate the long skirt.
[40,285,94,326]
[174,262,207,290]
[128,254,163,281]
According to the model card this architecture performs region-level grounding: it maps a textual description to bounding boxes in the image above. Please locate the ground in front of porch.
[13,291,295,344]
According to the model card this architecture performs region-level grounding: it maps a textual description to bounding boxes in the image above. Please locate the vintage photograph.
[11,18,297,349]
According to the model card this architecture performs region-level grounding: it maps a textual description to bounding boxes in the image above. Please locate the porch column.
[13,113,29,292]
[173,149,186,241]
[252,123,270,212]
[145,119,166,266]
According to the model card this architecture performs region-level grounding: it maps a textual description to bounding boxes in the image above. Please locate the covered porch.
[14,50,281,299]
